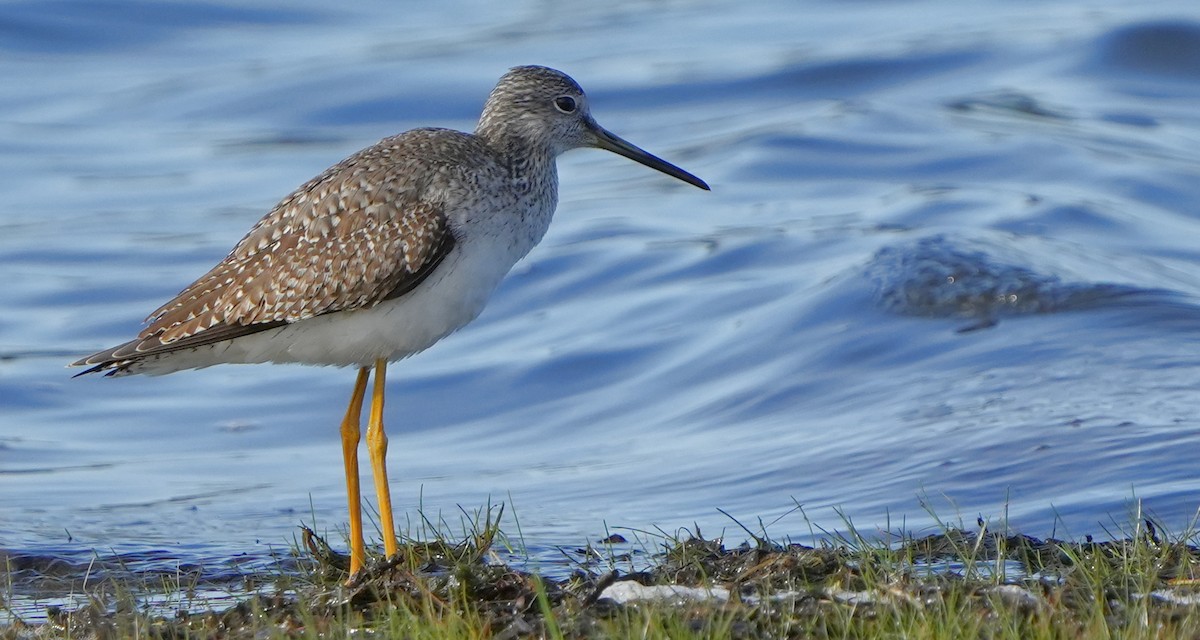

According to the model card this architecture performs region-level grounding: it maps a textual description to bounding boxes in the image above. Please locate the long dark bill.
[591,123,710,191]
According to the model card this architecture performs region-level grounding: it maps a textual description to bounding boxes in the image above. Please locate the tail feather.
[69,319,287,377]
[70,338,141,377]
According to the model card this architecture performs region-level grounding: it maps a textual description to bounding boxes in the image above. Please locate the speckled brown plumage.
[75,135,464,372]
[73,65,708,376]
[70,65,709,580]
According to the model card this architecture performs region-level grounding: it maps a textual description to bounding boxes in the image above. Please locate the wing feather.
[73,143,458,373]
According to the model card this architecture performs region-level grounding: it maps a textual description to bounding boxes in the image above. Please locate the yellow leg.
[340,367,370,578]
[366,358,399,559]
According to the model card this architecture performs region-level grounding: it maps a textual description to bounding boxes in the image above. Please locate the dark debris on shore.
[5,519,1200,639]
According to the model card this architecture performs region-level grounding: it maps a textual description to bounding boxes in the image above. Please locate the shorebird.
[72,65,709,578]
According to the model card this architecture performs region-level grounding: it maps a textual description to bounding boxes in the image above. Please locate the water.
[4,0,1200,618]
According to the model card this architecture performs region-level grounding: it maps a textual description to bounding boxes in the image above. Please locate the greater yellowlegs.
[72,65,709,578]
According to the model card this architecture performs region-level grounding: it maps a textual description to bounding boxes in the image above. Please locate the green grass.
[5,501,1200,639]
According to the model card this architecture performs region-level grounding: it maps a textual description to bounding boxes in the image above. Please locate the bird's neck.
[477,113,559,162]
[476,126,556,193]
[471,121,559,252]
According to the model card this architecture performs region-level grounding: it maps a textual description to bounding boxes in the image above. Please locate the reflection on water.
[4,0,1200,619]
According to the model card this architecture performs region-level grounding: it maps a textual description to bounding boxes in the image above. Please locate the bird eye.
[554,96,577,113]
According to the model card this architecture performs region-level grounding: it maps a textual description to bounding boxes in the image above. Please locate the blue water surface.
[3,0,1200,617]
